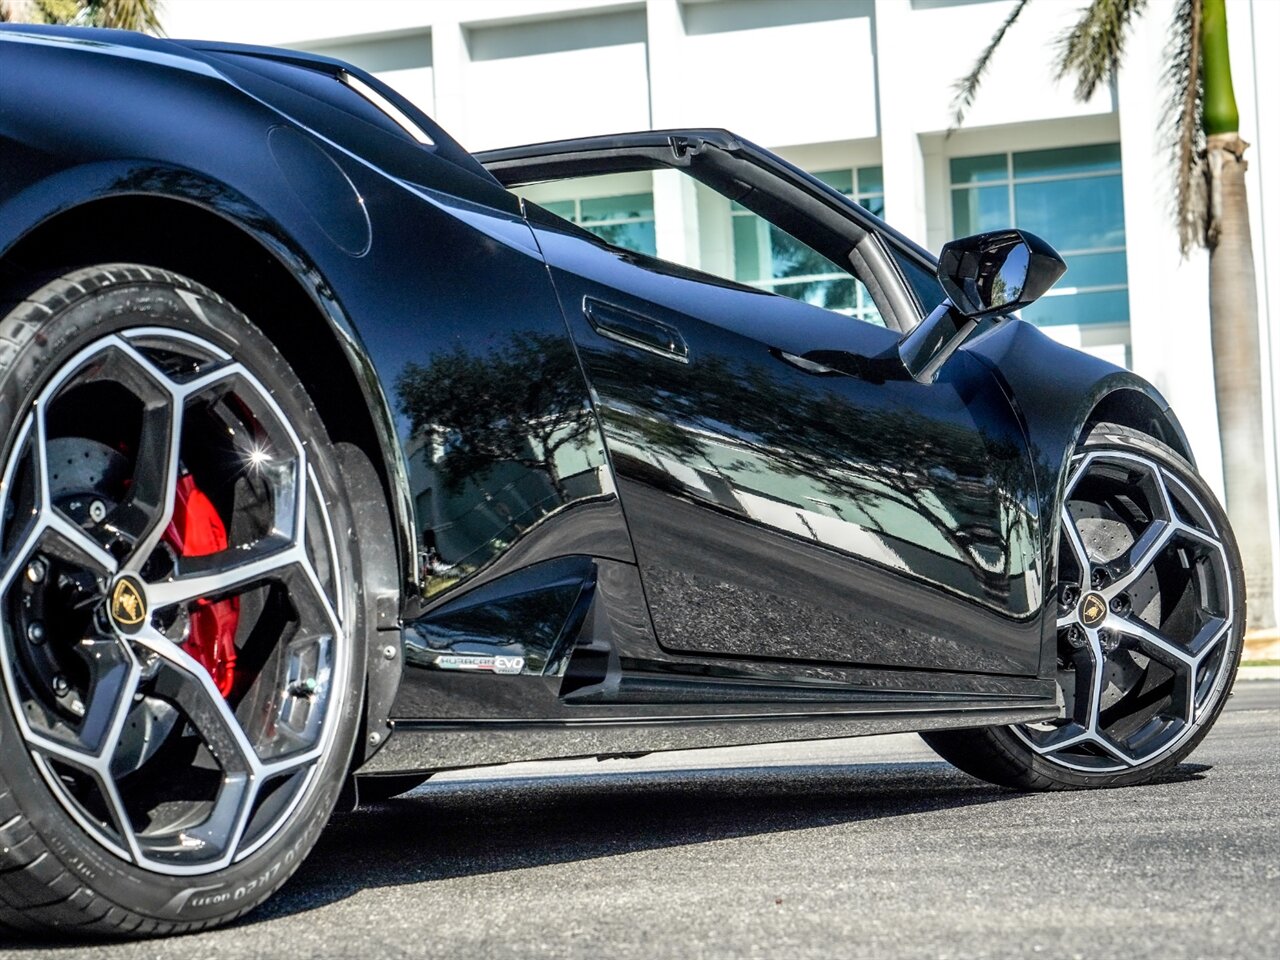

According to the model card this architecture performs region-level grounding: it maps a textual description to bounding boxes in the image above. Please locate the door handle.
[584,299,689,363]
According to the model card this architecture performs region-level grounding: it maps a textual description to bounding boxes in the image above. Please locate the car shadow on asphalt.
[0,757,1211,947]
[246,756,1211,925]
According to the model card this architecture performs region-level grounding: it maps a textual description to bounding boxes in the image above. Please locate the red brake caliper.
[163,474,240,698]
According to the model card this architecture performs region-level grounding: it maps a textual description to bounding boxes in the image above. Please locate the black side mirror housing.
[898,229,1067,383]
[938,229,1067,319]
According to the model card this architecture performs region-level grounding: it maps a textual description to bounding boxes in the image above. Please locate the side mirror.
[899,229,1066,383]
[938,229,1067,319]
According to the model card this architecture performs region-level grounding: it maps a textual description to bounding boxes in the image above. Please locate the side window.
[515,166,888,327]
[541,192,657,256]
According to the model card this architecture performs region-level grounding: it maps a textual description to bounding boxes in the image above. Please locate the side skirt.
[357,700,1057,775]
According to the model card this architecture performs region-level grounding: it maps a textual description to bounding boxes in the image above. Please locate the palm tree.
[0,0,161,32]
[953,0,1273,629]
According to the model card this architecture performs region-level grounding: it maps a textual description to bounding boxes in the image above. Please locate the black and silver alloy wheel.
[1013,446,1235,771]
[923,422,1244,790]
[0,266,364,935]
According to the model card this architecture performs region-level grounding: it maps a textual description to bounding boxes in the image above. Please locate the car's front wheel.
[0,265,364,936]
[924,422,1244,790]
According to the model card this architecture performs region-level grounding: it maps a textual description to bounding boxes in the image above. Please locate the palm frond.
[948,0,1032,134]
[76,0,163,33]
[1054,0,1148,100]
[1161,0,1206,253]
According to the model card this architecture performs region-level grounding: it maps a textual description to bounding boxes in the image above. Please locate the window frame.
[730,165,886,324]
[481,129,935,333]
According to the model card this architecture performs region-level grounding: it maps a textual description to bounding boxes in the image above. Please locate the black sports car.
[0,25,1245,937]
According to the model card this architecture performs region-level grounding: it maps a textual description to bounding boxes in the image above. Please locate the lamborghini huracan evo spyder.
[0,25,1246,937]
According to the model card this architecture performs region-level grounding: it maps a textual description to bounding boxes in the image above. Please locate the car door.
[482,133,1045,676]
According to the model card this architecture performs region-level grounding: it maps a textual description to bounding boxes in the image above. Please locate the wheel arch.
[1078,387,1195,466]
[1042,383,1195,607]
[0,187,414,753]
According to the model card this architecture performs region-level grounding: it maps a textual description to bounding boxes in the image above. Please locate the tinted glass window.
[515,166,889,328]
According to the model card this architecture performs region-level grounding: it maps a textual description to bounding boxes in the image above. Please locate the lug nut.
[1111,594,1130,614]
[288,677,319,699]
[51,674,69,697]
[1099,629,1119,654]
[1060,584,1079,608]
[1066,625,1087,649]
[26,621,45,645]
[25,558,47,584]
[1091,568,1110,589]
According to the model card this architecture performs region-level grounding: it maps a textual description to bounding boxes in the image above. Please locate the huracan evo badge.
[110,577,147,633]
[1080,593,1106,628]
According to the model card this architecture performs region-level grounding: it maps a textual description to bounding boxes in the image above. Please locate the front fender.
[968,318,1189,586]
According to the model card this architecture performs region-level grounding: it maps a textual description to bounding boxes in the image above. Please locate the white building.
[165,0,1280,626]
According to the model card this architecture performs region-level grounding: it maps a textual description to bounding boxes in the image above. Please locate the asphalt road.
[3,680,1277,960]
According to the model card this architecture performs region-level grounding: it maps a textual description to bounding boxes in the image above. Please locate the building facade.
[165,0,1280,626]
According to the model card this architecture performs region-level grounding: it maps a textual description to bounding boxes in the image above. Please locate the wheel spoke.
[146,541,303,610]
[1078,629,1106,732]
[0,509,115,600]
[1090,729,1140,767]
[1105,518,1174,596]
[1107,612,1197,722]
[31,751,141,865]
[1109,612,1196,667]
[1059,505,1092,577]
[80,646,141,761]
[109,347,243,574]
[131,624,261,776]
[1025,722,1091,755]
[44,510,119,577]
[105,402,180,554]
[1187,616,1230,661]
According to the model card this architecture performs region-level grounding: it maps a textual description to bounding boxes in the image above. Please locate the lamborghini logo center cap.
[1079,592,1107,628]
[109,576,148,634]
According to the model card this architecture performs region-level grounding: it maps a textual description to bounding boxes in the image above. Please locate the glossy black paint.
[524,208,1043,675]
[939,229,1068,320]
[0,26,1192,776]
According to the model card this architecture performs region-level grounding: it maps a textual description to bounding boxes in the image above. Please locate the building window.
[950,144,1129,363]
[542,193,656,256]
[731,166,885,325]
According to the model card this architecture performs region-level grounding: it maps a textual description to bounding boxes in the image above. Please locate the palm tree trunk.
[1207,132,1274,628]
[1202,0,1274,628]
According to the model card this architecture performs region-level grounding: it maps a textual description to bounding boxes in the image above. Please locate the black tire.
[0,265,366,936]
[923,421,1245,790]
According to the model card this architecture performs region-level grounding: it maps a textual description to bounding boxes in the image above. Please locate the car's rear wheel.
[923,422,1244,789]
[0,265,364,936]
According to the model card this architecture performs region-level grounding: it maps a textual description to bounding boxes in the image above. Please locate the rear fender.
[0,158,419,607]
